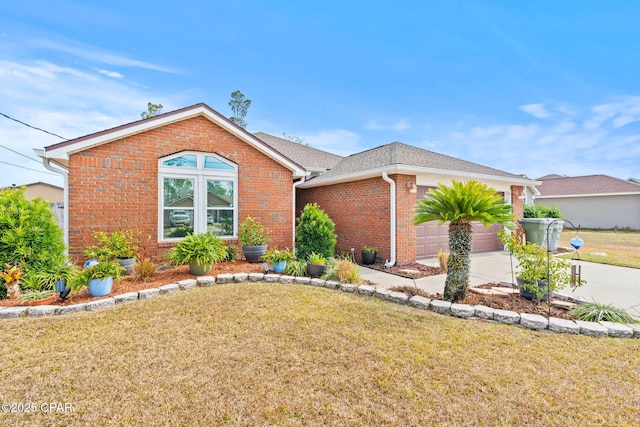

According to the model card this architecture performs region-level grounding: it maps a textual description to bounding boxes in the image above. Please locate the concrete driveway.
[362,251,640,317]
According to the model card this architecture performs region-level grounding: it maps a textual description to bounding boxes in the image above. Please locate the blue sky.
[1,0,639,189]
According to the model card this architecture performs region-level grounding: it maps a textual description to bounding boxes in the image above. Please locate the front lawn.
[1,284,639,426]
[560,229,640,268]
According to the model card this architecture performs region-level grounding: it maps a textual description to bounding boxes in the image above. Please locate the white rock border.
[1,272,637,339]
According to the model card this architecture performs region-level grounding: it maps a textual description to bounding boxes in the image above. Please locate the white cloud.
[363,119,410,132]
[96,68,124,79]
[301,130,362,156]
[470,125,503,139]
[520,103,550,119]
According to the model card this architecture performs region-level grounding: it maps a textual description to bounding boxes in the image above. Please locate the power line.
[0,111,68,140]
[0,160,59,176]
[0,144,42,164]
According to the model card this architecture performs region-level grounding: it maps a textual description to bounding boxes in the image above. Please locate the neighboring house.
[37,103,537,264]
[536,174,640,230]
[1,182,64,228]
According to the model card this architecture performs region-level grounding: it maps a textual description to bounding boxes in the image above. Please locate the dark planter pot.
[243,245,268,263]
[188,260,212,276]
[88,276,113,297]
[117,257,136,275]
[516,277,549,302]
[55,279,71,300]
[306,262,326,278]
[361,251,377,265]
[272,260,287,274]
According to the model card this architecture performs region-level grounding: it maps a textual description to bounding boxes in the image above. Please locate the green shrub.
[523,204,563,219]
[285,259,307,277]
[571,301,638,324]
[239,217,271,246]
[83,230,139,260]
[168,232,228,266]
[295,203,336,260]
[322,259,362,284]
[0,187,65,291]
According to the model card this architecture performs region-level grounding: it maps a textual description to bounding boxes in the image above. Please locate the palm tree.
[414,180,515,302]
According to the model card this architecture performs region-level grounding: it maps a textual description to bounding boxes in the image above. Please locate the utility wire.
[0,144,42,164]
[0,160,58,176]
[0,111,68,140]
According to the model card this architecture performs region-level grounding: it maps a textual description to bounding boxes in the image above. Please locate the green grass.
[560,229,640,268]
[1,284,639,426]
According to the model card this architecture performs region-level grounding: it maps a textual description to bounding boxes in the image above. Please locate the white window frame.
[158,151,238,242]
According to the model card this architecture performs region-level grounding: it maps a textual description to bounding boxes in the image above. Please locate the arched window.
[159,152,237,241]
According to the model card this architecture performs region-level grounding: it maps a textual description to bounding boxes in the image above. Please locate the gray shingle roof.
[538,174,640,196]
[253,132,343,170]
[314,141,526,180]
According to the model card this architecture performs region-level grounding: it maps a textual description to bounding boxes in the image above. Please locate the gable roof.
[253,132,343,171]
[299,141,537,188]
[537,174,640,197]
[40,104,306,178]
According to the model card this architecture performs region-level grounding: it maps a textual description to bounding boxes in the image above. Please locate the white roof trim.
[42,105,306,178]
[298,164,539,189]
[537,192,640,199]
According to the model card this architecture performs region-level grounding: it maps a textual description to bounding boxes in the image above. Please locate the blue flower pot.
[88,276,113,297]
[273,260,287,274]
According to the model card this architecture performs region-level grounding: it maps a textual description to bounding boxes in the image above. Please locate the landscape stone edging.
[0,272,636,339]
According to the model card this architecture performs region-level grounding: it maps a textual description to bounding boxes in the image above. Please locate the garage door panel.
[416,221,503,259]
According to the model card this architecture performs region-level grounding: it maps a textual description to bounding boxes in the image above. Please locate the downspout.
[292,176,306,251]
[40,155,69,253]
[381,171,396,267]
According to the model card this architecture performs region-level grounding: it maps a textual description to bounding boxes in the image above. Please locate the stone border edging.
[1,273,638,339]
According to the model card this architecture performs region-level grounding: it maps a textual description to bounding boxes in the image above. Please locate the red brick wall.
[296,174,416,265]
[67,115,294,262]
[511,185,524,220]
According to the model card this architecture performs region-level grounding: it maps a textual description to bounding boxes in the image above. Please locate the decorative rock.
[389,291,409,304]
[520,313,549,330]
[27,305,57,317]
[248,273,264,282]
[278,275,294,284]
[159,284,179,294]
[55,304,86,315]
[493,309,521,325]
[85,298,115,311]
[197,276,215,286]
[138,288,160,299]
[409,295,431,309]
[178,279,197,290]
[599,321,634,338]
[114,292,139,304]
[429,300,452,315]
[0,307,27,319]
[217,273,234,284]
[473,305,495,320]
[548,317,580,334]
[375,288,392,300]
[232,273,248,283]
[340,283,356,293]
[325,280,341,290]
[294,277,311,285]
[450,303,475,318]
[264,274,280,283]
[628,324,640,339]
[575,320,609,338]
[310,278,325,287]
[357,285,376,296]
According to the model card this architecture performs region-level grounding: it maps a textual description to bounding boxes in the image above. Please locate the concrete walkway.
[360,251,640,316]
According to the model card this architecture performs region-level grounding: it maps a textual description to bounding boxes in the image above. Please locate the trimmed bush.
[523,204,563,219]
[295,203,336,260]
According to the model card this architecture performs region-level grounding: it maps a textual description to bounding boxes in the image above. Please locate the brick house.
[38,103,536,265]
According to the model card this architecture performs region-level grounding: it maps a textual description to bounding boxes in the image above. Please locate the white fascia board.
[43,105,306,178]
[537,192,640,199]
[298,164,539,189]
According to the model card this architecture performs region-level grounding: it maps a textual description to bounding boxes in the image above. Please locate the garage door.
[415,186,504,259]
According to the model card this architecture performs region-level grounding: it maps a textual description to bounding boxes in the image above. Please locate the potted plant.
[1,263,24,300]
[361,246,377,265]
[71,260,124,297]
[83,230,140,274]
[239,217,271,263]
[500,230,585,301]
[261,248,295,273]
[520,204,564,251]
[306,252,327,278]
[168,232,228,275]
[30,257,80,301]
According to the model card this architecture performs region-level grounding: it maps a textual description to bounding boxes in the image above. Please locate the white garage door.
[415,186,504,260]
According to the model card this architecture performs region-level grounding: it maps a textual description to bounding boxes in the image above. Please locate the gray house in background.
[536,174,640,230]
